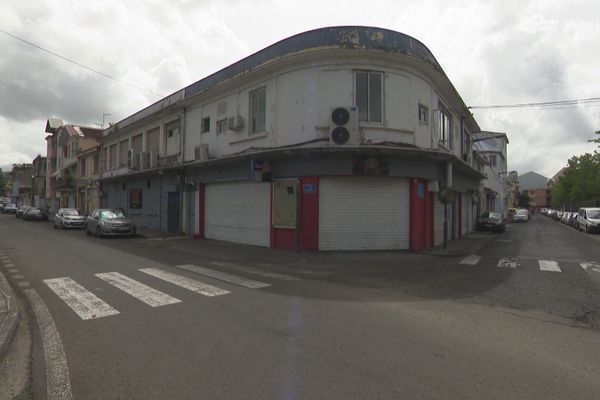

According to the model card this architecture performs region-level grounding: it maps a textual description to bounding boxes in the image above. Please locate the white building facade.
[99,26,485,251]
[473,131,509,217]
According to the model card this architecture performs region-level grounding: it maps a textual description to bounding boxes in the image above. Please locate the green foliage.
[516,191,531,208]
[589,130,600,146]
[0,169,7,196]
[551,152,600,209]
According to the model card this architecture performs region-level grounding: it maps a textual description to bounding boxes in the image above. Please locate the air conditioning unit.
[194,144,209,161]
[149,150,159,169]
[329,107,359,145]
[139,152,150,170]
[227,115,244,131]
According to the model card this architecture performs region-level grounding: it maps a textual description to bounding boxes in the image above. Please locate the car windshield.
[516,210,527,215]
[63,209,79,216]
[587,210,600,219]
[100,210,127,219]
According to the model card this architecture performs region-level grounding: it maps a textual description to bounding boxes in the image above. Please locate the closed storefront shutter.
[205,181,270,247]
[319,177,409,250]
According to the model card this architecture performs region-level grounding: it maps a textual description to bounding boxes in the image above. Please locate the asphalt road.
[1,213,599,400]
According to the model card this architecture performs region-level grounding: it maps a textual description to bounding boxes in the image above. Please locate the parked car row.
[541,207,600,233]
[5,206,137,238]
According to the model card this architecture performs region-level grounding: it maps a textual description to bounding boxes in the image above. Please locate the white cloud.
[0,0,599,178]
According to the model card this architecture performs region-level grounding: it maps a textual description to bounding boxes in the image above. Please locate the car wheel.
[96,227,102,238]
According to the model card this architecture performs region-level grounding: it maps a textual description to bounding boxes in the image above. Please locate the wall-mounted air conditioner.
[194,144,209,161]
[227,115,244,131]
[329,107,359,145]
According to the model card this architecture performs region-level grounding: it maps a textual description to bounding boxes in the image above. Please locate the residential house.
[76,143,101,215]
[32,155,47,208]
[8,164,35,206]
[99,26,487,251]
[45,118,101,212]
[473,131,510,217]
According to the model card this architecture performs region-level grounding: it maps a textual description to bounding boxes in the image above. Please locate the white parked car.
[512,209,529,222]
[54,208,86,229]
[576,208,600,233]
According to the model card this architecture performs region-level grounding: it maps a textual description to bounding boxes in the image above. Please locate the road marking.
[6,268,18,274]
[580,263,600,273]
[23,288,74,400]
[139,268,230,297]
[1,259,11,264]
[210,261,301,282]
[11,274,25,280]
[4,263,15,268]
[17,281,31,288]
[95,272,181,307]
[174,264,271,289]
[538,260,561,272]
[43,277,120,320]
[459,255,481,265]
[496,258,518,269]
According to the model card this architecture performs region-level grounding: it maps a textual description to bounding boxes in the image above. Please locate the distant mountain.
[518,171,549,190]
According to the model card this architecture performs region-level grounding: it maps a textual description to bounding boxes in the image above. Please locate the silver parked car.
[54,208,86,229]
[85,208,136,238]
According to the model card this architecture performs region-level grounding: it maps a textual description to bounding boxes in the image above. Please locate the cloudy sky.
[1,0,599,178]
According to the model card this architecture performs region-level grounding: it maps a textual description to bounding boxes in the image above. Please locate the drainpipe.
[180,107,187,234]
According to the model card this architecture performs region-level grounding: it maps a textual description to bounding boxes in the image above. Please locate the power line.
[0,28,164,98]
[469,97,600,110]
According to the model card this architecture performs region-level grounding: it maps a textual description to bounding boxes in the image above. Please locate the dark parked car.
[477,211,505,233]
[16,205,32,218]
[22,207,49,221]
[85,208,136,238]
[54,208,86,229]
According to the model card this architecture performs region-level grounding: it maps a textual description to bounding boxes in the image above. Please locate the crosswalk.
[460,254,600,274]
[42,265,271,321]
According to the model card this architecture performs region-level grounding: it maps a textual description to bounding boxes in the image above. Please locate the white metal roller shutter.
[434,198,445,246]
[319,177,409,250]
[205,181,270,247]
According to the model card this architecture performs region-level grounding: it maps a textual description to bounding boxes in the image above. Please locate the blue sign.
[303,183,316,194]
[417,183,425,198]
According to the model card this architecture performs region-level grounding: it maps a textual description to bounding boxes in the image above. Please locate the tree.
[551,152,600,209]
[589,130,600,146]
[0,169,7,196]
[516,191,531,208]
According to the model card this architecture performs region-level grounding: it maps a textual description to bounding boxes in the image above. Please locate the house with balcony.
[45,119,101,212]
[99,26,488,251]
[76,143,102,215]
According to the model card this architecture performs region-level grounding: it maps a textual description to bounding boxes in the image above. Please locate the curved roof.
[184,26,444,98]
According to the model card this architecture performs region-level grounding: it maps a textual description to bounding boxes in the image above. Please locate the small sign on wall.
[129,189,142,209]
[303,183,316,194]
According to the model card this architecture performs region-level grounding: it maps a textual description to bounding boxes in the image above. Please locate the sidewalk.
[0,271,19,361]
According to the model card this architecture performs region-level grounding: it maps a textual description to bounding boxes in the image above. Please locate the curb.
[0,271,20,361]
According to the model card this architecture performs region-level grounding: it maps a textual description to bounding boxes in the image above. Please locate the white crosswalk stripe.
[174,264,271,289]
[44,277,120,320]
[580,263,600,273]
[460,255,481,265]
[496,258,518,269]
[538,260,561,272]
[139,268,230,297]
[95,272,182,307]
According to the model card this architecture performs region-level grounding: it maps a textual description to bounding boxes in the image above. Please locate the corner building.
[99,26,485,251]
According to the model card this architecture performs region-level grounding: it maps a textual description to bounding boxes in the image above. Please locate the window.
[489,155,497,167]
[438,104,452,148]
[146,128,160,152]
[249,87,266,135]
[418,104,428,125]
[216,119,228,135]
[355,71,383,123]
[132,134,143,153]
[93,154,99,174]
[201,117,211,133]
[119,140,129,167]
[79,158,86,177]
[109,144,117,169]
